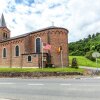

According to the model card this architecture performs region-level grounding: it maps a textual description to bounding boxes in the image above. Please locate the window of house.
[36,38,41,53]
[15,45,20,56]
[3,48,6,58]
[28,56,32,62]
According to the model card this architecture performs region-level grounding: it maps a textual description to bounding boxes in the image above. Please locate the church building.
[0,14,69,68]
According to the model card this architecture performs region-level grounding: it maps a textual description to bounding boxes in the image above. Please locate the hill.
[69,33,100,56]
[69,56,100,67]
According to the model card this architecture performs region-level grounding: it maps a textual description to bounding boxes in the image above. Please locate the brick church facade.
[0,14,69,68]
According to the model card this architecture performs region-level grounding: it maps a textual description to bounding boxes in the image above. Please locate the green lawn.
[69,56,100,67]
[1,56,99,73]
[0,67,84,73]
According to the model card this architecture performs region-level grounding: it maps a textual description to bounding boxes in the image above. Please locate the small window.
[3,33,7,39]
[15,45,20,56]
[3,48,6,58]
[28,56,32,62]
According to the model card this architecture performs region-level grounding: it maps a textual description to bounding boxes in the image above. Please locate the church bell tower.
[0,13,10,41]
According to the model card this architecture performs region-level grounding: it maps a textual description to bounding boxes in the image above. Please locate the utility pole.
[61,49,63,68]
[41,42,43,69]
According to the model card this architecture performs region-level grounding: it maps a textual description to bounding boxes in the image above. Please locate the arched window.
[28,56,32,62]
[5,34,7,38]
[3,48,6,58]
[35,38,41,53]
[15,45,20,56]
[3,33,7,39]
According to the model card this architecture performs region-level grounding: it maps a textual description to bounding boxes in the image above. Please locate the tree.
[91,45,95,51]
[95,44,100,52]
[69,31,100,56]
[88,34,91,39]
[92,34,95,38]
[96,32,100,37]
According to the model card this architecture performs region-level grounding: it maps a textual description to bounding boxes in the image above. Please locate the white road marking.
[28,83,44,86]
[60,84,72,86]
[0,98,11,100]
[60,84,100,86]
[0,83,15,85]
[77,84,100,87]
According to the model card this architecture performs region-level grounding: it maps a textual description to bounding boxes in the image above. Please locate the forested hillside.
[69,33,100,56]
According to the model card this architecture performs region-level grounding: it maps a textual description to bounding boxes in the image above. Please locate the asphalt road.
[0,77,100,100]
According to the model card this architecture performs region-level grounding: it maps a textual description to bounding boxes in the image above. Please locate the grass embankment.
[0,68,84,73]
[69,56,100,67]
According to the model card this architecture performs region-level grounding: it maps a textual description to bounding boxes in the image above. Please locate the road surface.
[0,77,100,100]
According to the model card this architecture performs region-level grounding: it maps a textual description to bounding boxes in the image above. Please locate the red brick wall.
[11,38,25,67]
[47,29,69,67]
[0,38,25,67]
[0,27,69,68]
[24,35,33,53]
[30,28,69,67]
[0,42,11,67]
[21,54,39,67]
[0,27,10,41]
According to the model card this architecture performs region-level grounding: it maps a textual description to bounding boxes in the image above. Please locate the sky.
[0,0,100,42]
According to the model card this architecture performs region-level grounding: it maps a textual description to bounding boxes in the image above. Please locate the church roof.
[29,26,68,34]
[0,26,68,43]
[0,13,6,27]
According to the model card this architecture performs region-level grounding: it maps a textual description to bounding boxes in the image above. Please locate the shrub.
[45,63,54,68]
[85,51,96,61]
[70,50,85,56]
[71,58,78,68]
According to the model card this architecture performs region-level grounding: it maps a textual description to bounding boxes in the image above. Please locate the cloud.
[0,0,100,42]
[67,0,100,42]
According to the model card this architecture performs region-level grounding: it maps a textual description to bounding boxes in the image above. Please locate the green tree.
[69,32,100,56]
[92,34,95,38]
[88,34,91,39]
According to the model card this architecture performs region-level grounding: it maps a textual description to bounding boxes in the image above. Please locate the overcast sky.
[0,0,100,42]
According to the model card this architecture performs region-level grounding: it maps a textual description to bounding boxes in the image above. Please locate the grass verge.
[0,67,84,73]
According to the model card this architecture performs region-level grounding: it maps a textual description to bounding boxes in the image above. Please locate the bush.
[71,58,78,68]
[85,51,96,61]
[45,64,54,68]
[70,50,85,56]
